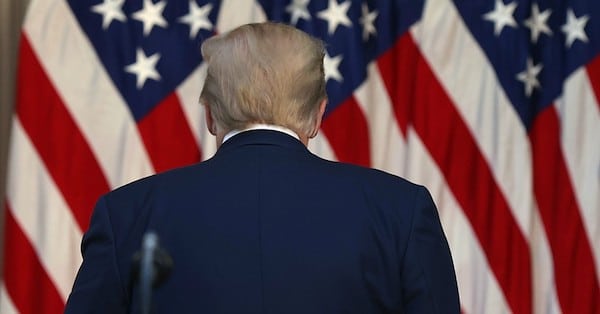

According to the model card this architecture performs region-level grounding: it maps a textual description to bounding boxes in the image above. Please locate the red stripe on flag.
[15,35,110,231]
[2,203,66,314]
[389,33,533,314]
[137,92,201,173]
[529,106,600,314]
[321,97,371,167]
[376,35,416,138]
[585,54,600,110]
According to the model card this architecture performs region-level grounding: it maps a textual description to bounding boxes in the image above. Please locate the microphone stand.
[140,232,158,314]
[132,231,173,314]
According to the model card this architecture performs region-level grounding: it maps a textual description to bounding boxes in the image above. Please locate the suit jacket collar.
[215,129,309,156]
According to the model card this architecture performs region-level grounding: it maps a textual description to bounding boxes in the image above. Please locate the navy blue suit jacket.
[65,130,460,313]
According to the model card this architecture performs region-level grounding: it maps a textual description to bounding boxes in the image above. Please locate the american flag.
[2,0,599,312]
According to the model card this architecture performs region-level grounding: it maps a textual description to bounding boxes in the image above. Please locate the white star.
[91,0,126,29]
[359,3,378,41]
[323,52,343,83]
[516,58,543,97]
[561,9,589,48]
[483,0,518,36]
[524,4,552,43]
[286,0,311,25]
[125,48,162,89]
[317,0,352,35]
[132,0,168,36]
[178,1,213,39]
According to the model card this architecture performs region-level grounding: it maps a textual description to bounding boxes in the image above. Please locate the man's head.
[199,22,327,145]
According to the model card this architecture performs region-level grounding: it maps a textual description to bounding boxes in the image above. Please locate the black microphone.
[131,231,173,314]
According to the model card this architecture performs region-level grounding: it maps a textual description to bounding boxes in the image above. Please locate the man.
[65,22,460,313]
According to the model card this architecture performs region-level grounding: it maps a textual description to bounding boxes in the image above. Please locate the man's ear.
[204,104,217,136]
[310,99,327,138]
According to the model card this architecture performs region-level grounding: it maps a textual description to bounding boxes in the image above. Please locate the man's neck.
[217,124,306,148]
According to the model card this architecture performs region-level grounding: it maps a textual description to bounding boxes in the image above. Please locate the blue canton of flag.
[68,0,221,121]
[455,0,600,128]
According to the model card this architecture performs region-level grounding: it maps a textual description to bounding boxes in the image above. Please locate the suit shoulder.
[102,162,208,210]
[314,156,423,194]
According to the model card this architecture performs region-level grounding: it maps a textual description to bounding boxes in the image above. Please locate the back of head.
[200,22,326,136]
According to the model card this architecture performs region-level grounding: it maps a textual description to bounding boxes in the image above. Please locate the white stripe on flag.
[403,127,510,314]
[0,284,18,314]
[176,63,218,161]
[531,208,562,314]
[354,62,407,177]
[6,120,83,301]
[23,0,154,189]
[308,132,338,162]
[216,0,267,34]
[556,68,600,282]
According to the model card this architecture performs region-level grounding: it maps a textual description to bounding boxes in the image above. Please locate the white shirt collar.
[222,124,300,144]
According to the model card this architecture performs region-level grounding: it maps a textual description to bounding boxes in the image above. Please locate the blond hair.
[199,22,326,136]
